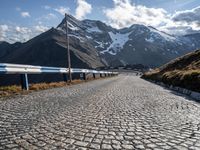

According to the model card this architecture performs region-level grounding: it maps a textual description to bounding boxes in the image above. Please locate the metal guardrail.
[0,63,118,90]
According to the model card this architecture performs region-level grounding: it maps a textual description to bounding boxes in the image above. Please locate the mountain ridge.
[1,14,200,68]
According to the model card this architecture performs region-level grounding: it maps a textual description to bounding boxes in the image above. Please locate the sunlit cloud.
[21,12,31,18]
[34,25,49,32]
[75,0,92,20]
[104,0,200,35]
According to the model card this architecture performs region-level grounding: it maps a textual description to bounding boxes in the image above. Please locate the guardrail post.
[80,73,83,80]
[20,74,29,90]
[93,73,95,79]
[83,73,86,80]
[63,74,68,82]
[100,73,102,78]
[105,73,107,77]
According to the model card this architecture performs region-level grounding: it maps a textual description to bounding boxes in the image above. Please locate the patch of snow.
[100,31,130,55]
[86,35,92,39]
[145,37,155,43]
[144,48,148,51]
[120,60,127,66]
[95,41,104,48]
[171,50,179,54]
[108,50,117,55]
[57,27,66,33]
[68,22,79,31]
[68,34,84,42]
[148,27,176,42]
[87,26,102,33]
[192,43,195,47]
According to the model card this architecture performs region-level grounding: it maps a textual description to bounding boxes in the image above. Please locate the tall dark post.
[65,13,72,82]
[20,74,29,90]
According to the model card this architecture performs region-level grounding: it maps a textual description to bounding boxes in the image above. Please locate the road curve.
[0,74,200,149]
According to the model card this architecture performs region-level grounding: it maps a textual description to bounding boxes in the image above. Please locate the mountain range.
[1,14,200,68]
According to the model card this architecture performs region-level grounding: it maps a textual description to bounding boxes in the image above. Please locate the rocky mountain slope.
[1,14,200,68]
[142,50,200,92]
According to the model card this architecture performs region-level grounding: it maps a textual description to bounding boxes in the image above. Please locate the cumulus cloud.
[21,12,31,18]
[0,24,50,43]
[104,0,200,35]
[14,26,33,42]
[0,25,9,41]
[54,6,70,15]
[75,0,92,20]
[173,6,200,24]
[15,26,31,33]
[0,25,9,31]
[170,6,200,32]
[104,0,168,29]
[34,25,49,32]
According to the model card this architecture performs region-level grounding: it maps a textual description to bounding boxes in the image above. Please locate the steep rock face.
[0,41,22,59]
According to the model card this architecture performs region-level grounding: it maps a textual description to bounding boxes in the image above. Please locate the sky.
[1,0,200,43]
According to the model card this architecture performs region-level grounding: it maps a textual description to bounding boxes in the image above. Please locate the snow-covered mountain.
[56,14,200,67]
[1,14,200,68]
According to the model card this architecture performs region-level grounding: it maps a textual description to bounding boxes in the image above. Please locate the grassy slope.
[142,50,200,92]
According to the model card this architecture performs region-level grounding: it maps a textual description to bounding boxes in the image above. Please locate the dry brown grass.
[142,69,200,92]
[142,50,200,92]
[0,85,22,97]
[0,76,114,98]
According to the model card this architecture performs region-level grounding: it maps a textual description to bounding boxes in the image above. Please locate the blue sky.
[1,0,200,43]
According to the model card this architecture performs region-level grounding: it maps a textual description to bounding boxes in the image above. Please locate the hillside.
[142,50,200,92]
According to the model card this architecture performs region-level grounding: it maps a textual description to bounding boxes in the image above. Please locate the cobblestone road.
[1,74,200,150]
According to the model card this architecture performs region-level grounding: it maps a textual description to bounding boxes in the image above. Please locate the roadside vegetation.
[0,76,106,98]
[142,49,200,92]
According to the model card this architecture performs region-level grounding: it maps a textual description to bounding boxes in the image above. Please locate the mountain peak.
[57,13,81,29]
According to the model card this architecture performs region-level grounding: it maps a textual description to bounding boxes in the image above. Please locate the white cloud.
[104,0,168,29]
[0,24,50,43]
[34,25,49,32]
[15,26,31,33]
[0,25,9,31]
[172,6,200,23]
[171,6,200,31]
[0,25,9,41]
[54,6,70,15]
[10,26,32,42]
[21,12,31,18]
[104,0,200,35]
[75,0,92,20]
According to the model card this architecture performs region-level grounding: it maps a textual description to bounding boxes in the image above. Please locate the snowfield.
[101,31,131,55]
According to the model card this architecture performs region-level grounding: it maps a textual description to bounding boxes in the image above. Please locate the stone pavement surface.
[1,74,200,150]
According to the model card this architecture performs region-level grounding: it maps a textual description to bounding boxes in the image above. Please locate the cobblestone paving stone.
[1,74,200,149]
